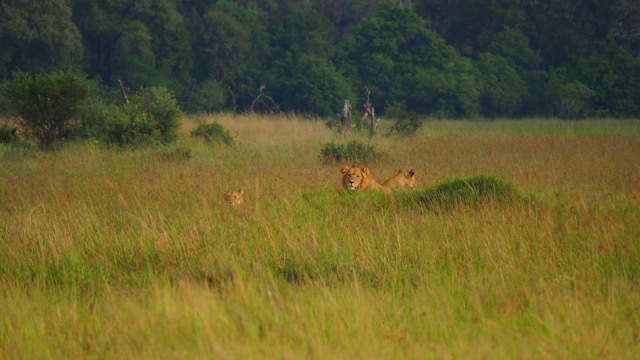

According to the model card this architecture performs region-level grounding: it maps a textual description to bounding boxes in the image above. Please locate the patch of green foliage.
[398,175,517,209]
[80,87,181,148]
[1,70,90,149]
[191,121,234,146]
[0,123,19,144]
[319,140,378,164]
[387,105,423,135]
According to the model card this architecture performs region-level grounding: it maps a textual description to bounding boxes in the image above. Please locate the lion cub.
[224,189,244,205]
[382,168,417,189]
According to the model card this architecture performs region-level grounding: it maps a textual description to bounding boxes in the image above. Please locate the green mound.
[398,175,517,209]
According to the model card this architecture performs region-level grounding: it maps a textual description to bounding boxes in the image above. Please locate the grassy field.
[1,115,639,359]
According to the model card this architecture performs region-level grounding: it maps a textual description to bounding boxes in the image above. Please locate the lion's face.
[341,164,392,193]
[224,189,244,205]
[405,169,417,188]
[341,164,370,191]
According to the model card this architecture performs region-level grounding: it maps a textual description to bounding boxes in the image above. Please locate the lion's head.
[382,168,417,189]
[224,188,244,205]
[341,164,391,193]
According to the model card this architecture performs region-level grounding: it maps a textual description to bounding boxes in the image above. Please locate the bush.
[319,140,377,164]
[80,86,182,147]
[103,106,162,147]
[0,123,19,144]
[2,70,90,148]
[191,122,234,146]
[136,87,181,143]
[387,105,423,135]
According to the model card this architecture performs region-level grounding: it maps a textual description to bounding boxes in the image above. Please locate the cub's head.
[404,168,417,188]
[224,188,244,206]
[341,164,370,191]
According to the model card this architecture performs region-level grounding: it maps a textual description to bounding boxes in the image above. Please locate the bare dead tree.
[361,86,379,135]
[250,85,279,113]
[339,99,353,139]
[118,79,129,104]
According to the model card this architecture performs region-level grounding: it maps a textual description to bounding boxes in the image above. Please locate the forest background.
[1,0,639,119]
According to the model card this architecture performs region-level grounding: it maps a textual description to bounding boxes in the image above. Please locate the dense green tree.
[72,0,188,87]
[343,4,479,116]
[475,53,526,117]
[0,0,83,77]
[269,9,337,60]
[1,0,638,118]
[485,26,544,116]
[269,53,354,116]
[544,70,595,119]
[312,0,382,36]
[183,78,227,113]
[609,0,640,56]
[235,0,311,24]
[574,45,640,117]
[487,26,541,71]
[398,61,479,117]
[413,0,527,57]
[187,0,268,110]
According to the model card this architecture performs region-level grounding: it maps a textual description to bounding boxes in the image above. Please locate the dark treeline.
[1,0,639,118]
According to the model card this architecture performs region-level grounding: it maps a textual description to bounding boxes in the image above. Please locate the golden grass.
[1,116,639,358]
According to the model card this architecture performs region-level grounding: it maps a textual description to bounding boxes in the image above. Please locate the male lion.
[341,164,391,193]
[382,168,417,189]
[224,189,244,205]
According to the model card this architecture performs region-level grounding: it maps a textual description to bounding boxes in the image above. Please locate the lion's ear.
[238,188,244,195]
[341,166,349,174]
[362,167,370,176]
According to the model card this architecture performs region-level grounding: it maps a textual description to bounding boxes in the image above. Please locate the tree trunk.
[361,86,379,135]
[339,99,352,139]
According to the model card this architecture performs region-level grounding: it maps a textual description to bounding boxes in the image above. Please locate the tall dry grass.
[1,116,639,359]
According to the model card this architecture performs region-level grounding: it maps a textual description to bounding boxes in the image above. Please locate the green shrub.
[103,107,162,147]
[1,70,90,148]
[398,175,516,209]
[387,105,423,135]
[136,87,181,143]
[79,86,181,147]
[191,122,234,146]
[0,123,19,144]
[319,140,377,164]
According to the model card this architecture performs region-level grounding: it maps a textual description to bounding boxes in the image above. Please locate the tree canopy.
[1,0,639,118]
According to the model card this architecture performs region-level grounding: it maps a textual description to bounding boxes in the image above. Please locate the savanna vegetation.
[1,115,639,358]
[1,0,639,357]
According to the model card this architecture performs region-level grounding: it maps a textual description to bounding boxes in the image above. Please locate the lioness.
[382,168,417,189]
[224,189,244,205]
[341,164,391,193]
